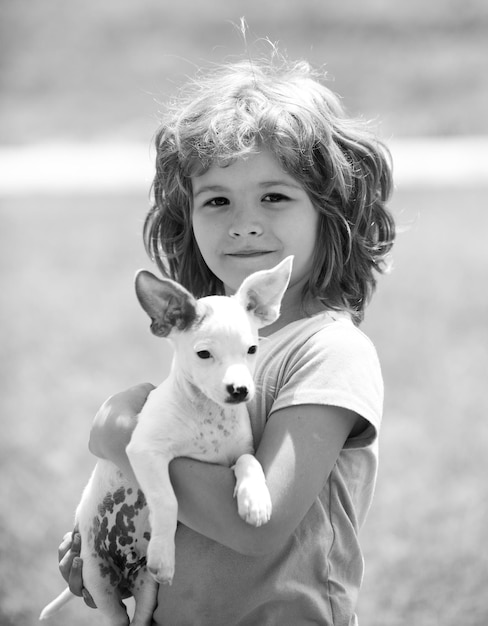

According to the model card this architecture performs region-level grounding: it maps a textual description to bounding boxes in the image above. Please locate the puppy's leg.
[233,453,272,527]
[80,554,130,626]
[126,445,177,585]
[130,574,159,626]
[76,462,145,625]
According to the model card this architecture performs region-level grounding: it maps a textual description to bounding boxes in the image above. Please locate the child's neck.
[259,295,327,338]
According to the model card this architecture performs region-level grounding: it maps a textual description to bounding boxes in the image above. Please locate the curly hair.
[144,55,395,323]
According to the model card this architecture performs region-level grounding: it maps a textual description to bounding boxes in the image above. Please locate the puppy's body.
[40,257,292,626]
[75,463,153,620]
[134,368,256,470]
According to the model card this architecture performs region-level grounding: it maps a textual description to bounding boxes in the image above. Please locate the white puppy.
[40,256,293,626]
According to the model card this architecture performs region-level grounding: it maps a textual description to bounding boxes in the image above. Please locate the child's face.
[191,148,319,296]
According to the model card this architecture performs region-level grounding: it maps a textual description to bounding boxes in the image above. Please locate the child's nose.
[228,205,263,238]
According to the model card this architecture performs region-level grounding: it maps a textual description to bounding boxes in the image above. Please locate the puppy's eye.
[248,345,258,355]
[197,350,212,359]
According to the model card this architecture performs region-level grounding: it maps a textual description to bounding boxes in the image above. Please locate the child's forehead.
[190,148,294,182]
[187,146,260,176]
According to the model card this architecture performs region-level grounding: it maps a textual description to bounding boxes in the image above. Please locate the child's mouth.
[228,250,274,258]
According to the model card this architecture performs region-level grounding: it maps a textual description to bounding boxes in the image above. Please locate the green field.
[1,184,487,625]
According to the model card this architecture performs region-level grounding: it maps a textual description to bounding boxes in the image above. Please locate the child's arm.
[169,403,361,555]
[88,382,155,483]
[87,387,359,556]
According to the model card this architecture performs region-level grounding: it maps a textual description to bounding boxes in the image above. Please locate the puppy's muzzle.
[226,384,250,404]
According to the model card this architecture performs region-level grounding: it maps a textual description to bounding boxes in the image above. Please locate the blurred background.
[1,1,487,624]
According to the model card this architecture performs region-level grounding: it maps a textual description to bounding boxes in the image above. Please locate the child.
[59,52,395,625]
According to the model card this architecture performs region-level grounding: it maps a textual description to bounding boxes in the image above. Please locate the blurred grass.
[1,0,488,143]
[360,188,488,624]
[0,193,173,626]
[1,185,487,625]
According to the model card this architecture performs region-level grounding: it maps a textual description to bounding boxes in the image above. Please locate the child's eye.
[262,193,289,203]
[205,197,229,207]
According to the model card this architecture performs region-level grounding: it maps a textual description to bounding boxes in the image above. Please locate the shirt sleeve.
[268,321,383,448]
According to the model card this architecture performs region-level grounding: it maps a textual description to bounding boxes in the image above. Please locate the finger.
[59,546,77,585]
[71,531,82,554]
[67,556,85,597]
[58,532,73,562]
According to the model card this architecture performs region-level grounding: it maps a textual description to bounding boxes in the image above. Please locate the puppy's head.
[135,257,293,406]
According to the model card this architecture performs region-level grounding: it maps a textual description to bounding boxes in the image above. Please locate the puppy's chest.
[186,400,249,462]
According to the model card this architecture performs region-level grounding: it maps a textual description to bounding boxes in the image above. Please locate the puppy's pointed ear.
[135,270,199,337]
[234,256,293,328]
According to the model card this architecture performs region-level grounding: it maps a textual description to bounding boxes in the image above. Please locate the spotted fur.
[90,486,149,592]
[40,257,292,626]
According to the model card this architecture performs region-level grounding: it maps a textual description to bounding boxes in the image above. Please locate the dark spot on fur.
[113,487,126,505]
[91,489,150,592]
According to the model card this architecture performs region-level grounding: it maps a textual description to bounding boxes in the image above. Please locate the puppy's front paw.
[146,536,175,585]
[235,479,272,527]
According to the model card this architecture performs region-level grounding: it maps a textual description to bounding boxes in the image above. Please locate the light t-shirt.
[154,311,383,626]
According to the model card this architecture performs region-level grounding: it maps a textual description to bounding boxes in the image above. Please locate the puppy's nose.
[226,385,249,403]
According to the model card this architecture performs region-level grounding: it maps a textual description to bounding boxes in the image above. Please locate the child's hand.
[58,529,97,608]
[89,382,155,467]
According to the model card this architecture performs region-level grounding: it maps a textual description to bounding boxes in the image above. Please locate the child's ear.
[135,270,199,337]
[235,256,293,327]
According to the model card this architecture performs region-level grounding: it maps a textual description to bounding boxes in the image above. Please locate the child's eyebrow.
[193,180,302,198]
[258,180,302,190]
[193,184,228,198]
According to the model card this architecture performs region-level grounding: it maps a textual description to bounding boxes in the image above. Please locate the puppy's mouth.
[225,396,249,405]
